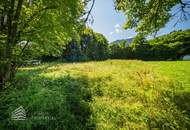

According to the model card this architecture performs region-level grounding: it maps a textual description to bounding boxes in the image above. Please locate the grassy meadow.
[0,60,190,129]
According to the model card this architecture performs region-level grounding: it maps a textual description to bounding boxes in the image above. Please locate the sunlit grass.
[1,60,190,129]
[148,61,190,91]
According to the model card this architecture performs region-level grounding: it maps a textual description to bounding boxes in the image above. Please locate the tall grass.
[0,60,189,129]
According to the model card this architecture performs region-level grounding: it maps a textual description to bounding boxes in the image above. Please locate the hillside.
[110,38,133,45]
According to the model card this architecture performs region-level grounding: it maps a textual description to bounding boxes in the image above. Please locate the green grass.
[147,61,190,92]
[0,60,190,130]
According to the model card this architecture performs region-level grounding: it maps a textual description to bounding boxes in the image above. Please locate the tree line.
[110,29,190,61]
[25,29,190,62]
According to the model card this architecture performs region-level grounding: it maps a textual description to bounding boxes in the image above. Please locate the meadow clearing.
[0,60,190,129]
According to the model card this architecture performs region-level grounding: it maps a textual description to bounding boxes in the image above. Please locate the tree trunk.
[0,0,23,89]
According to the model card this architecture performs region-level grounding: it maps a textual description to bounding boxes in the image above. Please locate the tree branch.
[84,0,95,23]
[18,41,30,57]
[173,0,190,26]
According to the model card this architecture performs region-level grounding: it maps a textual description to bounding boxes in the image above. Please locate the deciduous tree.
[0,0,88,88]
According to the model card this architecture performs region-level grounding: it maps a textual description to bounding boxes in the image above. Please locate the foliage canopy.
[114,0,190,34]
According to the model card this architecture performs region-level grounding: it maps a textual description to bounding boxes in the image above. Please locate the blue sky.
[87,0,190,42]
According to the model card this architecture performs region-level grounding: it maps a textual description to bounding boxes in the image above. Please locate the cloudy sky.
[87,0,190,42]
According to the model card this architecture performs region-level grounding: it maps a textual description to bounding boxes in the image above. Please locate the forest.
[8,29,190,62]
[0,0,190,129]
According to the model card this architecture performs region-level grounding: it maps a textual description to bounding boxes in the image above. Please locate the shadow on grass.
[0,65,95,130]
[1,62,190,129]
[174,91,190,116]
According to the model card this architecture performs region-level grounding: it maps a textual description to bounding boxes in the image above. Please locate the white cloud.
[115,28,120,33]
[115,28,122,33]
[109,23,123,35]
[114,23,123,34]
[115,24,120,28]
[109,32,114,35]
